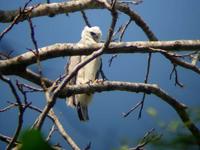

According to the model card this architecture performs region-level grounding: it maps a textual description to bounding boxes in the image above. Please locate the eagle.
[66,26,102,121]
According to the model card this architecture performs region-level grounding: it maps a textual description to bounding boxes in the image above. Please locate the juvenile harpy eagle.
[66,26,102,121]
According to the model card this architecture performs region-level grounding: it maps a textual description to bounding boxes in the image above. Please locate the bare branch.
[169,65,184,87]
[8,101,80,150]
[63,81,200,143]
[0,104,79,149]
[49,110,81,150]
[0,133,17,144]
[84,142,91,150]
[122,100,142,117]
[138,52,152,119]
[108,18,132,66]
[7,101,54,121]
[129,128,162,150]
[1,40,200,76]
[46,124,56,142]
[80,11,91,27]
[0,103,16,112]
[119,18,132,42]
[0,76,24,149]
[1,77,200,145]
[0,0,199,147]
[0,0,36,40]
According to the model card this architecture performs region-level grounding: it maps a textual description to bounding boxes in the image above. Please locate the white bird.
[66,26,102,121]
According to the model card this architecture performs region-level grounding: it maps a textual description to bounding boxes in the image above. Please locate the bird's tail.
[67,96,76,107]
[77,102,89,121]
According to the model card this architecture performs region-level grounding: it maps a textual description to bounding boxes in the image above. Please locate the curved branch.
[2,67,200,144]
[65,81,200,143]
[1,1,200,77]
[1,40,200,75]
[7,72,199,142]
[0,0,99,23]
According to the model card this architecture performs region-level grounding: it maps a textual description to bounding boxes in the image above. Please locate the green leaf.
[118,145,129,150]
[168,120,179,132]
[19,129,53,150]
[146,107,157,117]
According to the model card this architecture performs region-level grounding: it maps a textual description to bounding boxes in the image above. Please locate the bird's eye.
[90,32,97,36]
[90,31,99,41]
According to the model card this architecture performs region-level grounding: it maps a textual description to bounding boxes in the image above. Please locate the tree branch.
[65,81,200,143]
[0,76,24,149]
[1,40,200,75]
[12,77,197,143]
[0,0,97,23]
[49,110,81,150]
[0,133,17,144]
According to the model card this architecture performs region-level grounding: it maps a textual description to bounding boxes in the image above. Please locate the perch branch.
[64,81,200,143]
[1,40,200,75]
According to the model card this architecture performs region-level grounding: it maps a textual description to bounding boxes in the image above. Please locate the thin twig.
[7,101,54,121]
[99,58,108,80]
[0,76,24,150]
[0,103,16,112]
[27,18,38,53]
[123,52,152,118]
[108,18,131,67]
[108,54,117,67]
[0,133,18,144]
[129,128,162,150]
[27,17,46,90]
[138,52,152,119]
[16,81,43,93]
[0,12,21,41]
[81,11,91,27]
[119,0,143,5]
[84,142,92,150]
[119,18,132,42]
[46,124,56,142]
[122,100,142,117]
[169,65,184,88]
[0,0,33,40]
[49,110,81,150]
[7,100,79,150]
[16,80,28,104]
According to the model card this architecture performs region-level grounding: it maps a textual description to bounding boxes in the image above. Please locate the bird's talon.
[94,79,104,84]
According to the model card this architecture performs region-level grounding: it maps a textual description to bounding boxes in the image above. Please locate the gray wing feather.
[65,56,81,107]
[95,58,102,79]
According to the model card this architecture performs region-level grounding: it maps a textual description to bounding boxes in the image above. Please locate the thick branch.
[65,81,200,142]
[0,0,99,23]
[1,40,200,75]
[10,77,198,141]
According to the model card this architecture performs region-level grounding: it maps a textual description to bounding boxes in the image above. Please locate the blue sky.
[0,0,200,149]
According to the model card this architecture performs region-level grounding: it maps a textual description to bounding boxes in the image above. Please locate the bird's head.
[81,26,102,43]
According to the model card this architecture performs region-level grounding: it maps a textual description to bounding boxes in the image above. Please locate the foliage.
[18,129,53,150]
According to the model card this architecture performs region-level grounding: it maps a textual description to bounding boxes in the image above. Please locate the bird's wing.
[65,56,81,107]
[65,56,81,83]
[95,57,102,79]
